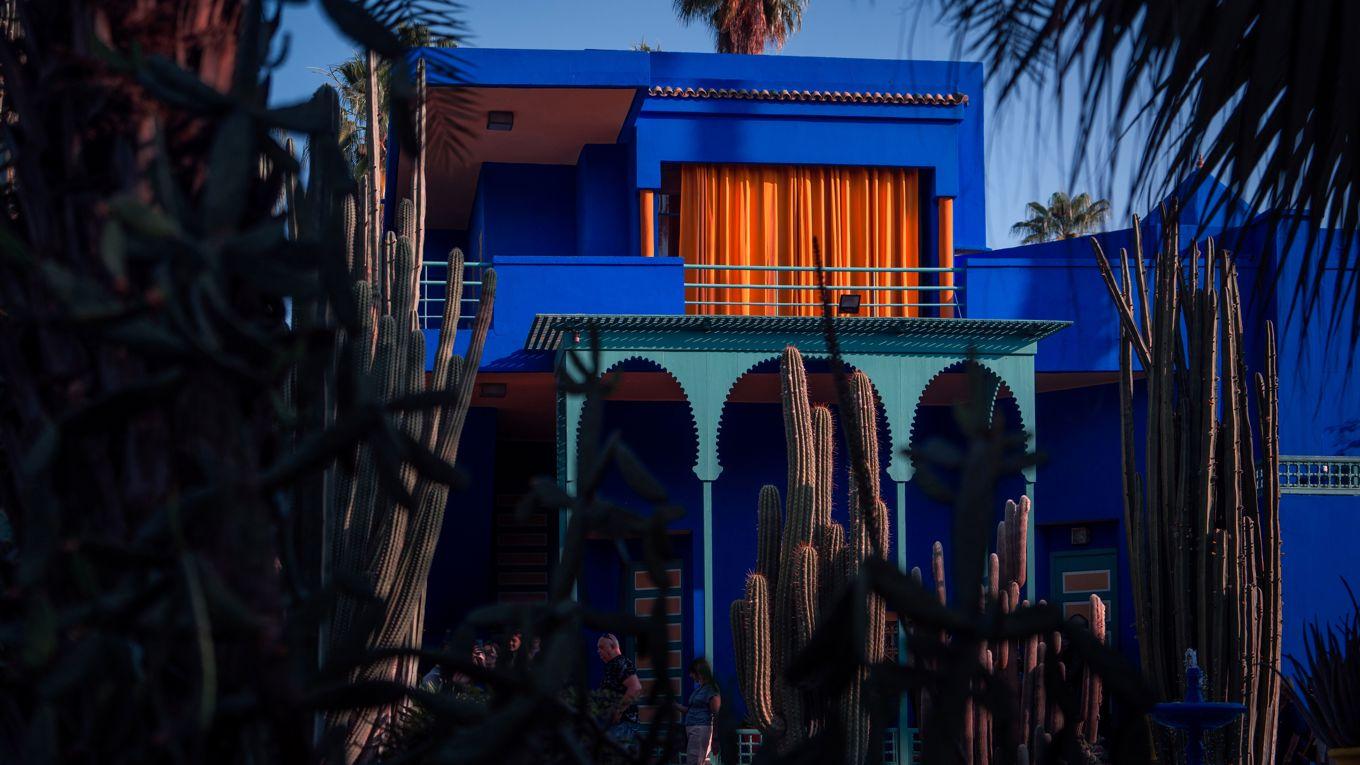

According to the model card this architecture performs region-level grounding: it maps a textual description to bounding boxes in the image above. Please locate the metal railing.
[1269,456,1360,495]
[418,259,486,330]
[683,263,963,316]
[413,260,965,328]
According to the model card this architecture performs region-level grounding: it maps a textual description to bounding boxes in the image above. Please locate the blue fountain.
[1150,650,1247,765]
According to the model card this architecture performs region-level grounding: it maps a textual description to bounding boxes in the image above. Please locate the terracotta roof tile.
[647,85,968,106]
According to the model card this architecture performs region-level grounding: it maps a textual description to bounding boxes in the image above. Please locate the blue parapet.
[959,230,1142,372]
[433,255,686,370]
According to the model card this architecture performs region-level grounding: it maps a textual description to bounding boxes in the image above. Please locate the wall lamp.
[486,111,514,131]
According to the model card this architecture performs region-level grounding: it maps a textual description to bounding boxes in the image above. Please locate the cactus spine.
[731,346,889,763]
[1092,218,1281,764]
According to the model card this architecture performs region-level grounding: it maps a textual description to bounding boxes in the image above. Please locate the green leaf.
[109,195,182,240]
[203,111,255,233]
[98,220,128,289]
[23,595,56,668]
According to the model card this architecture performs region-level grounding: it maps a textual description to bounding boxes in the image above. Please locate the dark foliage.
[372,332,690,764]
[939,0,1360,344]
[1282,582,1360,750]
[0,0,468,761]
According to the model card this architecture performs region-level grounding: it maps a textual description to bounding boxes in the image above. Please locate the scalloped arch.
[905,359,1027,453]
[574,354,702,468]
[712,352,892,469]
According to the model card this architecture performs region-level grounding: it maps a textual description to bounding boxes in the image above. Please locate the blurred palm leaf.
[941,0,1360,341]
[1282,582,1360,749]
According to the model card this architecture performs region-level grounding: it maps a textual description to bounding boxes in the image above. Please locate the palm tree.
[939,0,1360,339]
[319,24,457,178]
[1010,192,1111,244]
[674,0,807,54]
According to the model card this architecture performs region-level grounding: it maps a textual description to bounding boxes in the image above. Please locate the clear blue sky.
[271,0,1146,248]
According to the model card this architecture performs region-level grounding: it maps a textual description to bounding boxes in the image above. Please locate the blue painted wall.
[960,239,1139,372]
[576,143,631,258]
[424,406,498,645]
[465,255,685,371]
[1280,495,1360,664]
[474,163,577,258]
[1033,381,1147,658]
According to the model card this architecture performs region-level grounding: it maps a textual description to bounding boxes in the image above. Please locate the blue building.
[388,47,1358,757]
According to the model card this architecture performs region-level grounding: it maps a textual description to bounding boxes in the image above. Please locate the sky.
[270,0,1147,248]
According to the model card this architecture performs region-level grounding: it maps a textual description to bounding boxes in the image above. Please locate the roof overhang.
[397,85,637,229]
[402,49,983,231]
[525,314,1069,356]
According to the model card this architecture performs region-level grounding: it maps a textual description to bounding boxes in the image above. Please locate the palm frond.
[673,0,807,53]
[940,0,1360,343]
[1013,191,1111,242]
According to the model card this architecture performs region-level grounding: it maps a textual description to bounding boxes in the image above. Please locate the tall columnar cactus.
[731,346,889,763]
[912,497,1108,763]
[1092,218,1281,764]
[312,59,497,760]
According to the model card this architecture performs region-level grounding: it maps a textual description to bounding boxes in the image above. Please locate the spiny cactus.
[731,346,889,763]
[1093,216,1281,764]
[911,497,1107,763]
[314,60,497,760]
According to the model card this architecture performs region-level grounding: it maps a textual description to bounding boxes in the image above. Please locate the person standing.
[595,633,642,751]
[676,658,721,765]
[502,631,524,670]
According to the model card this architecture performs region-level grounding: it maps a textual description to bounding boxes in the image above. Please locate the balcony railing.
[683,263,963,317]
[418,259,487,330]
[413,258,965,332]
[1264,456,1360,495]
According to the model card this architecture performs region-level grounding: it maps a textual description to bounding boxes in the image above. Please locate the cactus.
[1092,216,1281,765]
[314,58,498,760]
[731,346,889,763]
[910,495,1108,763]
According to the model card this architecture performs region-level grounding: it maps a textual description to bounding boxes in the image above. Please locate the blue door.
[1049,548,1116,644]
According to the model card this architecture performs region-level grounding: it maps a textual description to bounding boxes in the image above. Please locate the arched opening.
[579,356,700,713]
[903,360,1029,596]
[710,353,893,721]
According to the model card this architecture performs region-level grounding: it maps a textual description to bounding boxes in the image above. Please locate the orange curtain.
[679,164,920,317]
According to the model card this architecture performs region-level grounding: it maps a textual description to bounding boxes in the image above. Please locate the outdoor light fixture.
[837,293,863,315]
[1070,526,1091,545]
[479,382,508,399]
[486,111,514,131]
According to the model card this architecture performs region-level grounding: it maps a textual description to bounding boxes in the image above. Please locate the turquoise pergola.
[526,313,1068,660]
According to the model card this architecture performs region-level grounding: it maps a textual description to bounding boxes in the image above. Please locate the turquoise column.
[700,479,713,660]
[1024,466,1037,602]
[665,349,757,665]
[555,361,588,600]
